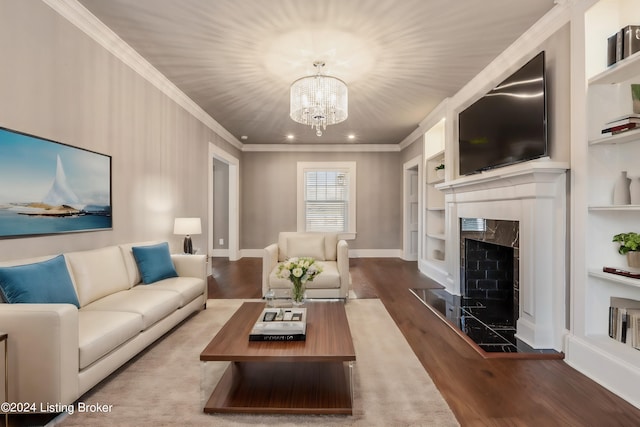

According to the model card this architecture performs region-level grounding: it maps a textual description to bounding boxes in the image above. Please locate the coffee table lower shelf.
[203,361,353,415]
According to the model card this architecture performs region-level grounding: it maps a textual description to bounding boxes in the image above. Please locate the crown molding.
[398,98,451,150]
[241,143,401,152]
[42,0,244,151]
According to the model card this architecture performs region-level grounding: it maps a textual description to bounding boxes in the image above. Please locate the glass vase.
[291,278,305,306]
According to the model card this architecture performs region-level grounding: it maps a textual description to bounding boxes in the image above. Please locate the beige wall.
[241,151,402,250]
[401,136,423,164]
[0,1,238,260]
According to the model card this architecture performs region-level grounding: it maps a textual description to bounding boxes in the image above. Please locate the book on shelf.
[622,25,640,59]
[603,266,640,279]
[605,117,640,128]
[605,113,640,124]
[609,297,640,351]
[607,25,640,66]
[249,307,307,341]
[601,122,638,135]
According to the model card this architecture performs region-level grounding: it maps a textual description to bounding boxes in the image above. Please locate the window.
[297,162,356,239]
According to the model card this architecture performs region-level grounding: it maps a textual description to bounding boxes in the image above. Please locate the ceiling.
[77,0,557,146]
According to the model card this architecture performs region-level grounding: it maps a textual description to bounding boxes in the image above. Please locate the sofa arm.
[263,243,279,296]
[0,304,79,407]
[172,254,208,300]
[337,240,350,298]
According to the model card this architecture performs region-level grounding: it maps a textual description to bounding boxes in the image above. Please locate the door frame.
[208,143,240,261]
[402,155,423,261]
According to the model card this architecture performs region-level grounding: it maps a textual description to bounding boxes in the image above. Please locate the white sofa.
[0,242,207,409]
[263,232,349,299]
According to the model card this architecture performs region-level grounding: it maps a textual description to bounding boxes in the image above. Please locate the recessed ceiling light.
[348,134,356,140]
[287,134,295,140]
[240,135,248,140]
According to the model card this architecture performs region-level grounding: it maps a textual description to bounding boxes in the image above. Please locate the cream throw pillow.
[286,235,326,260]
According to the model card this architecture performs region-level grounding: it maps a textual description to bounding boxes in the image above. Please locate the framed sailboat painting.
[0,127,112,238]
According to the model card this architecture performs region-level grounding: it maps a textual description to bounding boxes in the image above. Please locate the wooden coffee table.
[200,301,356,414]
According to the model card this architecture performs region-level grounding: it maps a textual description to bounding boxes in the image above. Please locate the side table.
[0,332,6,427]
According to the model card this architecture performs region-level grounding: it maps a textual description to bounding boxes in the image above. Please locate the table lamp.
[173,217,201,254]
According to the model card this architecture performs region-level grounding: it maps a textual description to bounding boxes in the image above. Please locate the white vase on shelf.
[630,176,640,205]
[613,171,631,205]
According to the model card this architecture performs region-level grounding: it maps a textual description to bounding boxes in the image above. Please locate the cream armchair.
[263,232,349,299]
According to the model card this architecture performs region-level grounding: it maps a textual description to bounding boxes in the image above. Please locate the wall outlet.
[218,238,224,245]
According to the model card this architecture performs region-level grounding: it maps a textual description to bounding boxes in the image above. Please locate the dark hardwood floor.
[210,257,640,426]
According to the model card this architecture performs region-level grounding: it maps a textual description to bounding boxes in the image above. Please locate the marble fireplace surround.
[436,161,569,350]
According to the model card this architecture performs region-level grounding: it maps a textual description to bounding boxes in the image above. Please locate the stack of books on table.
[601,114,640,135]
[609,297,640,351]
[249,307,307,341]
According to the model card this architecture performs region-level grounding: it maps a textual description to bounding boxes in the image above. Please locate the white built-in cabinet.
[420,119,449,286]
[567,0,640,408]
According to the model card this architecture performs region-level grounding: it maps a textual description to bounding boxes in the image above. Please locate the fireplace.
[433,162,569,350]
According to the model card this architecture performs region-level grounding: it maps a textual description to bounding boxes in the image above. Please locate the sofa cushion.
[119,241,162,287]
[0,255,80,307]
[268,261,340,289]
[65,246,131,307]
[78,310,143,369]
[132,242,178,284]
[130,276,203,307]
[287,235,326,260]
[81,289,181,329]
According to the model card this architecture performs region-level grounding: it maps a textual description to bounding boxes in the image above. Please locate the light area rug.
[58,299,458,427]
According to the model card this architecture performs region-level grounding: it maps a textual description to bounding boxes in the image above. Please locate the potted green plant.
[612,232,640,268]
[632,84,640,114]
[435,163,445,180]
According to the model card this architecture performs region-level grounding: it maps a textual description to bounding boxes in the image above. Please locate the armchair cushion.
[277,232,338,261]
[268,261,340,290]
[287,235,326,260]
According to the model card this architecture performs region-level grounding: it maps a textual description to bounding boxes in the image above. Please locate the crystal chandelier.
[290,61,348,136]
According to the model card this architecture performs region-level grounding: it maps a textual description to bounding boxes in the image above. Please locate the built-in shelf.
[565,0,640,409]
[427,258,446,269]
[588,50,640,85]
[427,206,445,212]
[589,269,640,289]
[427,233,445,241]
[589,205,640,211]
[427,177,445,185]
[589,129,640,146]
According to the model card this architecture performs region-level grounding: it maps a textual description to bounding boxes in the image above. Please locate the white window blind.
[304,171,348,232]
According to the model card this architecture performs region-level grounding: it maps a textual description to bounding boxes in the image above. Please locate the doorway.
[403,155,422,261]
[208,144,240,261]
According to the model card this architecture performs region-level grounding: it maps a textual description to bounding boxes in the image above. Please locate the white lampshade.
[173,217,201,235]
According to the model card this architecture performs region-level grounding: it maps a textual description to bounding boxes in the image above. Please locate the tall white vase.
[630,176,640,205]
[613,171,631,205]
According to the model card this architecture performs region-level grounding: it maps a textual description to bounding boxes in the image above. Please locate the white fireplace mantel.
[436,160,569,350]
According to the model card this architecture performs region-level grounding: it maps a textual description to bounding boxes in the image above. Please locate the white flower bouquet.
[276,256,323,303]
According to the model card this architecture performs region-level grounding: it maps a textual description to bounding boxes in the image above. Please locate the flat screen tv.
[458,51,547,176]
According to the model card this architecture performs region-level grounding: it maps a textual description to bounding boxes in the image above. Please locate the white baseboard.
[210,249,229,257]
[349,249,403,258]
[564,334,640,409]
[239,249,265,258]
[232,249,403,259]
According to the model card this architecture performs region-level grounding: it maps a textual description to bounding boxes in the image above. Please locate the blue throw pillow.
[0,255,80,307]
[132,242,178,284]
